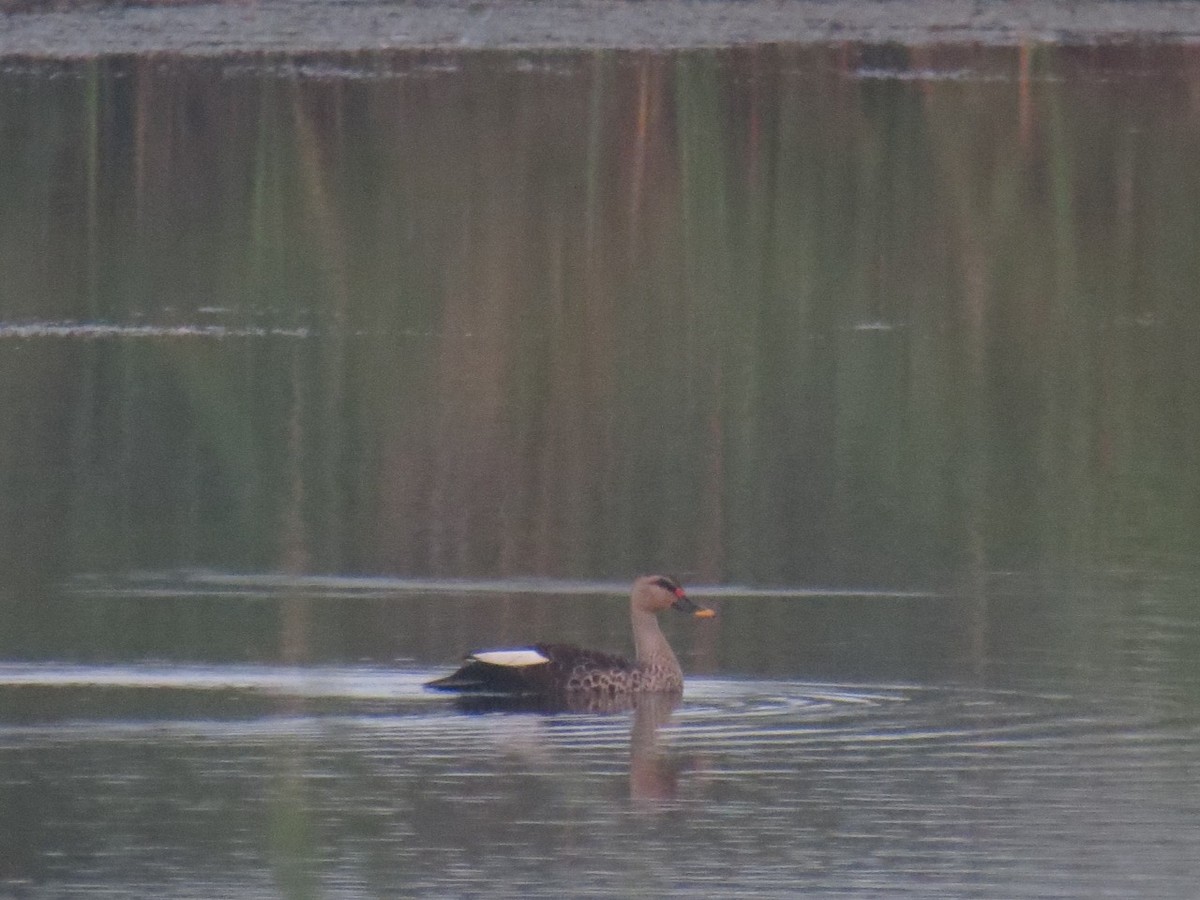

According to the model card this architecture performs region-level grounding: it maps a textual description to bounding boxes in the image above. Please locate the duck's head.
[633,575,715,618]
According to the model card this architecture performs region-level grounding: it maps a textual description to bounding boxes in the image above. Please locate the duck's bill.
[671,592,716,618]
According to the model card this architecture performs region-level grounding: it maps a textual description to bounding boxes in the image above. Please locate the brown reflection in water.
[280,345,313,668]
[2,45,1200,670]
[628,691,688,805]
[447,690,700,803]
[274,342,314,883]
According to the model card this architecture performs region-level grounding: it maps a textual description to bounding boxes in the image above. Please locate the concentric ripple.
[0,661,1106,759]
[2,662,1198,898]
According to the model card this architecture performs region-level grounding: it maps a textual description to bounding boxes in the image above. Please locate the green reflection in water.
[0,44,1198,594]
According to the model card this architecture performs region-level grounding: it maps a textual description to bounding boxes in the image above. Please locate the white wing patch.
[471,649,550,668]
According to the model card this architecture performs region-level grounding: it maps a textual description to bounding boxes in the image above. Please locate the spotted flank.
[470,649,550,667]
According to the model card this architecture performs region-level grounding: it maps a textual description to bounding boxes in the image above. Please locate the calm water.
[2,42,1200,898]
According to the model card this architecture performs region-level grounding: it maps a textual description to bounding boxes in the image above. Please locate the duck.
[425,575,715,699]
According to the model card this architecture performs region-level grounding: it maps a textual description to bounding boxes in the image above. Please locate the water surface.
[3,40,1200,898]
[2,628,1197,898]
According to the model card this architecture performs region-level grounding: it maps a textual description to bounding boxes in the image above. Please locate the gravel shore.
[3,0,1200,59]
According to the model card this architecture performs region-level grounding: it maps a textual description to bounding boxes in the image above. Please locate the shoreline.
[4,0,1200,59]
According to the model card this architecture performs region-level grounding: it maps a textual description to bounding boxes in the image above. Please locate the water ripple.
[0,661,1166,762]
[65,570,941,601]
[3,662,1198,897]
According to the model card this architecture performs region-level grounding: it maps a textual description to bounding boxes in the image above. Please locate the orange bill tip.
[694,607,716,619]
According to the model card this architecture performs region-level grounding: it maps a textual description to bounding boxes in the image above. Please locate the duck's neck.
[631,606,681,675]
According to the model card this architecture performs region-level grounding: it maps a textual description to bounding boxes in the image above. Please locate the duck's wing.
[425,644,633,695]
[424,648,550,693]
[533,643,635,676]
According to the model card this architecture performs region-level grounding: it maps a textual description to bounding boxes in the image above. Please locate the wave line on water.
[1,665,1138,775]
[0,661,430,699]
[0,319,313,340]
[65,570,943,601]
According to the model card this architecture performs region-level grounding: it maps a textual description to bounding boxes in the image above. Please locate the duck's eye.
[653,577,678,592]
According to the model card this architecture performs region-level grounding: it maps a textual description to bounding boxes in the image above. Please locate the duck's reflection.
[628,692,686,804]
[447,691,696,802]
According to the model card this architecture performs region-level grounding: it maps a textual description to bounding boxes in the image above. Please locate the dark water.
[3,43,1200,898]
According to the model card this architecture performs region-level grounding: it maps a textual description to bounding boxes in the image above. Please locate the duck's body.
[426,576,714,699]
[428,643,679,695]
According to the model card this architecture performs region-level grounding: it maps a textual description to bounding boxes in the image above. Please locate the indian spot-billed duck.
[426,575,714,698]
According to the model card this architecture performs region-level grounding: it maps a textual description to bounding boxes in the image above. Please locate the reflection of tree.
[3,45,1200,660]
